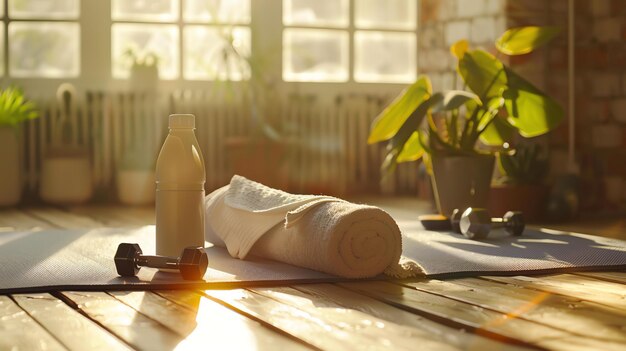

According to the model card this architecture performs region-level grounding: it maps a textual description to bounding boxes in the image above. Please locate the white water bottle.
[156,114,206,257]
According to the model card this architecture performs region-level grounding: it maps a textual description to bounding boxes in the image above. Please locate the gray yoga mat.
[1,224,625,293]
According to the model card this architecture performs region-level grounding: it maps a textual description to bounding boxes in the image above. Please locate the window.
[110,0,251,81]
[5,0,80,78]
[282,0,417,83]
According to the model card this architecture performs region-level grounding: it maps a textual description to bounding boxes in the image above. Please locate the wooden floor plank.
[396,278,626,343]
[483,274,626,311]
[0,209,57,231]
[0,295,66,351]
[24,208,105,229]
[342,281,626,351]
[61,291,181,351]
[289,284,530,351]
[67,206,154,227]
[575,271,626,285]
[13,293,131,351]
[250,286,465,351]
[204,287,436,351]
[111,290,312,351]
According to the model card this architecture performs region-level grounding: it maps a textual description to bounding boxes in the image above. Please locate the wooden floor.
[0,201,625,351]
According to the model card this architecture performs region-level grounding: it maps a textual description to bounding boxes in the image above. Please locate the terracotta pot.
[226,137,288,189]
[431,153,495,216]
[0,127,21,206]
[117,169,155,205]
[489,184,549,222]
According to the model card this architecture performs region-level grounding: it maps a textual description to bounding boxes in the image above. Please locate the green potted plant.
[0,87,39,206]
[207,25,289,189]
[114,50,160,205]
[489,143,549,221]
[368,26,564,215]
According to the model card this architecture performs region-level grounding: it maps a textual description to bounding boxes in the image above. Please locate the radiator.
[21,90,423,200]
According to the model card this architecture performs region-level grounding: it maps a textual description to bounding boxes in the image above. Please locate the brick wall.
[418,0,626,210]
[522,0,626,209]
[419,0,507,91]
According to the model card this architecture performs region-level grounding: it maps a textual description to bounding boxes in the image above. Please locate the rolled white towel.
[205,175,421,278]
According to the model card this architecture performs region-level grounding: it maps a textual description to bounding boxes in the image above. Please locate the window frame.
[1,0,418,98]
[281,0,418,85]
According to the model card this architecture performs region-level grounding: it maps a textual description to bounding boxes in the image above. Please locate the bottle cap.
[169,114,195,129]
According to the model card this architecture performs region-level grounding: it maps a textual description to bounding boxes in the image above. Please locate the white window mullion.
[80,0,110,89]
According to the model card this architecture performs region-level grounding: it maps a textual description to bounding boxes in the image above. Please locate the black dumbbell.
[114,243,208,280]
[450,208,462,233]
[459,208,525,240]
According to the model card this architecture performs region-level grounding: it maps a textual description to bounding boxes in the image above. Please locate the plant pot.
[117,169,156,205]
[430,153,495,216]
[0,127,21,206]
[130,65,159,91]
[226,137,288,189]
[40,148,93,204]
[489,184,549,222]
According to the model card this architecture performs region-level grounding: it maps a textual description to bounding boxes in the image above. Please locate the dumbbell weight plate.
[459,208,491,240]
[503,211,525,236]
[114,243,142,277]
[450,209,462,233]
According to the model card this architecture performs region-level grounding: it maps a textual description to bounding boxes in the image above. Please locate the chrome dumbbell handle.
[134,254,180,270]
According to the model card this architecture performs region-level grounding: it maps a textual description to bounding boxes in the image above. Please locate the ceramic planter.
[40,149,93,204]
[226,137,288,190]
[0,127,22,206]
[431,153,495,216]
[116,169,155,205]
[489,184,549,221]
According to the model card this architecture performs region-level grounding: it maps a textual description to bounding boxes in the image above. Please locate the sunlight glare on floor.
[174,292,266,351]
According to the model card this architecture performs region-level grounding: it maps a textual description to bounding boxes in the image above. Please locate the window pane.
[283,0,348,27]
[183,0,250,24]
[112,0,178,22]
[184,26,250,81]
[283,29,348,82]
[9,0,79,19]
[355,0,416,30]
[354,31,416,83]
[112,24,179,80]
[9,22,80,78]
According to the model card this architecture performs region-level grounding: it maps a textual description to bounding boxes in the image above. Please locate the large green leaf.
[504,89,563,137]
[496,26,561,56]
[388,93,443,152]
[450,39,469,59]
[368,77,431,144]
[381,93,443,172]
[457,50,507,100]
[479,116,515,146]
[503,67,564,137]
[477,97,505,131]
[397,131,424,163]
[434,90,480,112]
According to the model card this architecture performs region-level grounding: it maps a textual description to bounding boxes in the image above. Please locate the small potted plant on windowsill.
[116,146,156,205]
[368,27,564,215]
[0,87,39,206]
[489,143,549,221]
[124,48,160,92]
